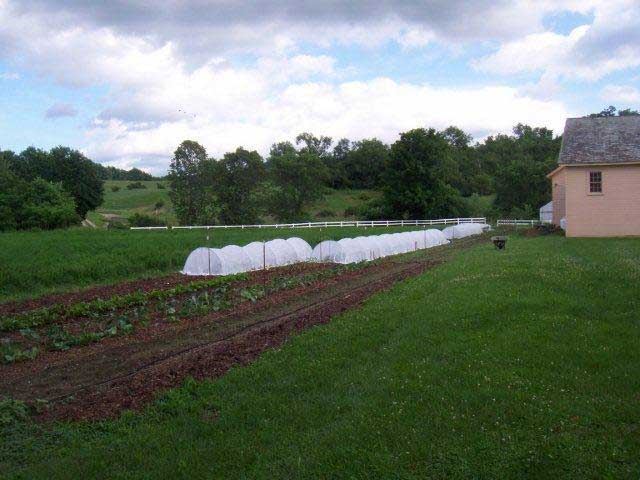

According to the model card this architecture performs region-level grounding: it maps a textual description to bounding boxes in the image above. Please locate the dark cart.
[491,236,507,250]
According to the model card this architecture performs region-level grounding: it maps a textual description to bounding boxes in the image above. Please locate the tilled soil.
[0,262,329,316]
[1,236,487,421]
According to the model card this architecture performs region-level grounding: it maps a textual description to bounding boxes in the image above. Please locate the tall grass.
[0,225,424,302]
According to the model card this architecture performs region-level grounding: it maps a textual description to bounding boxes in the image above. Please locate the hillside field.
[87,181,380,227]
[2,234,638,478]
[0,225,424,303]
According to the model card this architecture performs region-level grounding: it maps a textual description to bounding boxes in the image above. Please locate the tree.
[491,124,561,215]
[214,147,265,224]
[589,106,640,117]
[266,143,328,221]
[168,140,218,225]
[295,132,332,158]
[17,146,104,218]
[327,138,350,188]
[344,138,389,189]
[380,128,465,219]
[0,163,78,231]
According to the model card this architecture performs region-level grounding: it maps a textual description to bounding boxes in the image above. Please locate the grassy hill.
[3,235,639,477]
[87,180,174,227]
[87,181,380,227]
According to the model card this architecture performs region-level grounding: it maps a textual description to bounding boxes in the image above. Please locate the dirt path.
[1,236,487,421]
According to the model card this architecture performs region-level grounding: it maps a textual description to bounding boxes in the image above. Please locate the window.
[589,171,602,193]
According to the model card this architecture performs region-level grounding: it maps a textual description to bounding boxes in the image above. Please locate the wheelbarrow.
[491,236,507,250]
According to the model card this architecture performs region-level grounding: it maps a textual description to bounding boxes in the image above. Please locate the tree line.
[2,105,636,231]
[168,124,562,225]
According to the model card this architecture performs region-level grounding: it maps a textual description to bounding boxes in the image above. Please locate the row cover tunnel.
[181,223,488,276]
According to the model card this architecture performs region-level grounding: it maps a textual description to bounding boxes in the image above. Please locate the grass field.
[2,234,638,478]
[0,225,423,303]
[87,180,174,227]
[87,181,379,227]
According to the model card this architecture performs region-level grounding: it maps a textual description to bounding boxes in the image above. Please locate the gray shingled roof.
[558,116,640,165]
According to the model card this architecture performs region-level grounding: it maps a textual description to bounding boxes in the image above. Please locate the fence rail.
[496,219,541,227]
[130,217,487,231]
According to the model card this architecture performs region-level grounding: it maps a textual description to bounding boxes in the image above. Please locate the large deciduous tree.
[380,128,464,219]
[344,138,389,189]
[491,124,561,216]
[168,140,218,225]
[17,146,104,218]
[266,141,328,222]
[214,147,265,224]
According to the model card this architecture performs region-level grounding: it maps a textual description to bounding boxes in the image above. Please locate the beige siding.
[563,164,640,237]
[550,168,566,226]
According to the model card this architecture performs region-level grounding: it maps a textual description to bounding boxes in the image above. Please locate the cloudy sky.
[1,0,639,174]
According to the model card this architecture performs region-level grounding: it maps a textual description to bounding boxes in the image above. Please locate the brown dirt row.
[41,258,437,421]
[2,235,488,422]
[0,262,329,316]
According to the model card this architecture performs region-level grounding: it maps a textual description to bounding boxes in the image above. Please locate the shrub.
[0,170,79,231]
[317,209,336,218]
[156,183,166,189]
[155,201,165,210]
[128,213,166,227]
[107,220,129,230]
[343,206,358,217]
[126,182,147,190]
[357,192,371,201]
[110,185,121,192]
[535,223,564,236]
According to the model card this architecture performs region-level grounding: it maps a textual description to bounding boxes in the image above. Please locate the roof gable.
[558,116,640,165]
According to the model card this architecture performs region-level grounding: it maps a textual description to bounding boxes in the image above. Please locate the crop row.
[0,275,249,333]
[1,263,363,364]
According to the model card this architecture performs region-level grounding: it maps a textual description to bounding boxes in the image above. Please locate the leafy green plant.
[1,340,39,364]
[0,397,30,427]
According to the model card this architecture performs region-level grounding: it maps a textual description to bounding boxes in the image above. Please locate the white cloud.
[601,84,640,104]
[5,0,629,175]
[473,0,640,82]
[84,76,570,174]
[0,71,19,80]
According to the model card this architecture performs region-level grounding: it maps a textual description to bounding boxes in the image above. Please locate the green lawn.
[0,225,422,303]
[2,235,639,478]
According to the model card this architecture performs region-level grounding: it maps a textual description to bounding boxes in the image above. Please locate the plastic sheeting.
[310,228,450,264]
[182,237,313,275]
[182,225,482,275]
[442,222,488,240]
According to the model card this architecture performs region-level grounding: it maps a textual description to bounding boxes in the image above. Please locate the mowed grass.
[0,225,422,303]
[2,235,639,478]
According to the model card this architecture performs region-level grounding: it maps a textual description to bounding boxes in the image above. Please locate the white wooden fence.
[130,217,487,231]
[496,219,541,227]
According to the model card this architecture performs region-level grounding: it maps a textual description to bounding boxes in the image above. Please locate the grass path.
[2,235,639,478]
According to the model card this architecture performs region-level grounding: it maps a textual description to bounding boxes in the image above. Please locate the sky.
[0,0,639,175]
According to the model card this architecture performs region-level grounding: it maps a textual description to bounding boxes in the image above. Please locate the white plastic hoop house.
[182,225,483,275]
[442,222,487,240]
[286,237,313,261]
[311,240,342,263]
[182,236,314,275]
